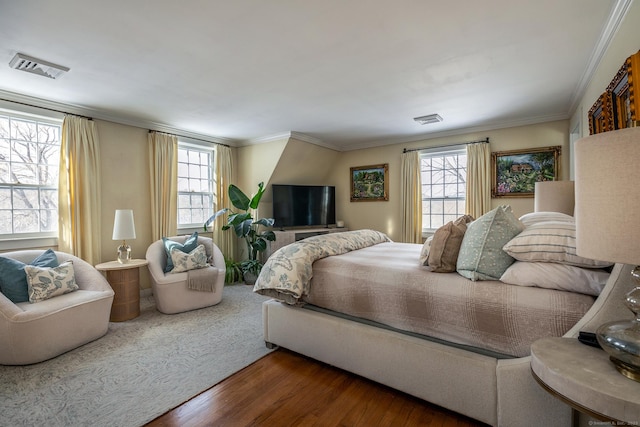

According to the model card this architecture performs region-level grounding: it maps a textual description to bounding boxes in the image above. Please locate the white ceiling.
[0,0,625,150]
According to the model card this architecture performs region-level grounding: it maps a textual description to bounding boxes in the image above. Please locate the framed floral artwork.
[350,163,389,201]
[491,146,561,198]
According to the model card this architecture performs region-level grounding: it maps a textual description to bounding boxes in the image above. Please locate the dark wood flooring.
[145,348,487,427]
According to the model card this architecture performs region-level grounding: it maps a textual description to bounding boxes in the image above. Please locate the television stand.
[266,227,348,259]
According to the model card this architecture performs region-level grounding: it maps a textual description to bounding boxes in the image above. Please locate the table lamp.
[574,126,640,382]
[534,180,575,215]
[112,209,136,264]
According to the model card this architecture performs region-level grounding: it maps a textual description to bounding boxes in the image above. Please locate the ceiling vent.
[9,53,69,79]
[414,114,443,125]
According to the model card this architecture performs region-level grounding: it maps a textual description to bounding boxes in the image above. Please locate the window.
[177,143,215,228]
[421,148,467,230]
[0,111,61,237]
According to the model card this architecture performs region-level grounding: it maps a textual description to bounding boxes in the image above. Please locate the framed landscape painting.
[491,146,561,198]
[350,163,389,201]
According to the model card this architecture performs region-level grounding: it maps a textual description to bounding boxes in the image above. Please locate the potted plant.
[205,182,276,285]
[224,257,243,284]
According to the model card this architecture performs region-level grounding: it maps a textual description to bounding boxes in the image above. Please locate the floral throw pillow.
[24,261,78,303]
[170,244,209,273]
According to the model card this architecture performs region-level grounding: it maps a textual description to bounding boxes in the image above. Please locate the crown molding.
[568,0,633,114]
[341,113,569,151]
[0,89,237,146]
[239,131,340,151]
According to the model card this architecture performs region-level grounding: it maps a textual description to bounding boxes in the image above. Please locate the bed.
[255,227,636,427]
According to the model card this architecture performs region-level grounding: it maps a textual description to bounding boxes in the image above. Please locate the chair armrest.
[0,292,22,321]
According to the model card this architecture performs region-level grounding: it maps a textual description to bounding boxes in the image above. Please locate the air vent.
[9,53,69,79]
[414,114,443,125]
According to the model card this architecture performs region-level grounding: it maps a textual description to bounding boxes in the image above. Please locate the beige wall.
[235,136,339,218]
[95,120,153,288]
[327,120,569,241]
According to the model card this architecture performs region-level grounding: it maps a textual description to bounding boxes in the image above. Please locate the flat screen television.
[272,184,336,228]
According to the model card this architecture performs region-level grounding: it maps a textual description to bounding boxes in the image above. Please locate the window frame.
[0,104,63,250]
[176,140,216,232]
[420,145,467,233]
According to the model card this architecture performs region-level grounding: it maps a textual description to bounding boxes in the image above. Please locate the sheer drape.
[213,145,234,259]
[148,131,178,241]
[58,115,102,265]
[466,142,491,219]
[401,151,422,243]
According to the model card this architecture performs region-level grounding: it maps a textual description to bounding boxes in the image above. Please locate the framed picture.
[491,146,561,198]
[350,163,389,202]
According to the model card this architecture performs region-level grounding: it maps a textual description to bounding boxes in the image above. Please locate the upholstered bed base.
[262,264,635,427]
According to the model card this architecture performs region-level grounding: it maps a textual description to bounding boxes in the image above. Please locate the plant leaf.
[229,185,250,211]
[233,219,252,237]
[253,218,274,227]
[249,182,265,210]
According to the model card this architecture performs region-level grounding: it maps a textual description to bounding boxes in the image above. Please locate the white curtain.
[58,115,102,265]
[466,142,491,219]
[148,131,178,242]
[213,144,234,259]
[401,151,422,243]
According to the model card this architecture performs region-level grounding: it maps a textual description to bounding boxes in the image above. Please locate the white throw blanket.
[253,229,390,304]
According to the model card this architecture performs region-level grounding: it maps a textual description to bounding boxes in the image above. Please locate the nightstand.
[96,259,148,322]
[530,337,640,424]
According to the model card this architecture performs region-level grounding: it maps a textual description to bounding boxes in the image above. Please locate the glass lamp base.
[596,284,640,383]
[609,356,640,382]
[117,243,131,264]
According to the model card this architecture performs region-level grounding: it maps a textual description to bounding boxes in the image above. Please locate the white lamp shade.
[534,181,575,215]
[112,209,136,240]
[574,127,640,265]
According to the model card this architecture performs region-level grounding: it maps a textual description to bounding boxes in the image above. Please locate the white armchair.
[0,250,114,365]
[146,235,224,314]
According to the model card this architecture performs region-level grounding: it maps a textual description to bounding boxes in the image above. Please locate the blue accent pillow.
[0,249,60,303]
[162,232,198,273]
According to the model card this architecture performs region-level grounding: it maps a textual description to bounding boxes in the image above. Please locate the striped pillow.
[502,221,613,268]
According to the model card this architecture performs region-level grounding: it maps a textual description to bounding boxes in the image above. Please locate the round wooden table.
[96,259,148,322]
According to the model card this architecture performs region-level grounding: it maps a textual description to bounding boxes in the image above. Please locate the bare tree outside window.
[177,144,215,227]
[421,150,467,230]
[0,113,60,236]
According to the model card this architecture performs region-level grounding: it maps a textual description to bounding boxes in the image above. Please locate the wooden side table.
[96,259,148,322]
[530,337,640,424]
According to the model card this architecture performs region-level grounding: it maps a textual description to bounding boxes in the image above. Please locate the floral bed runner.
[253,229,390,305]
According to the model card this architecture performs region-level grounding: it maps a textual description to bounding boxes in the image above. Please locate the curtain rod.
[402,137,489,153]
[0,97,93,120]
[148,130,230,148]
[1,97,231,147]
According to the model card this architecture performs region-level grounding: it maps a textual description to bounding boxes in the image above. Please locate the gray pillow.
[456,205,524,281]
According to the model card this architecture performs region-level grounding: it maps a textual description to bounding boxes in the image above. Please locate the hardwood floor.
[146,348,487,427]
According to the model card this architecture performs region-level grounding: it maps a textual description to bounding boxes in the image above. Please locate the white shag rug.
[0,284,272,427]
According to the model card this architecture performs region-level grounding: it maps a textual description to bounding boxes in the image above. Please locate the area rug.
[0,284,272,427]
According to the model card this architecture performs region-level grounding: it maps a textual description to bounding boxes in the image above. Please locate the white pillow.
[419,235,433,266]
[24,261,78,303]
[170,244,209,273]
[518,211,574,227]
[500,261,610,296]
[502,221,613,268]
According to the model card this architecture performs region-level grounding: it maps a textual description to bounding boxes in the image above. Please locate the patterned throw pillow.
[0,249,60,303]
[24,261,78,303]
[456,205,525,281]
[170,244,209,273]
[419,235,433,266]
[162,232,199,273]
